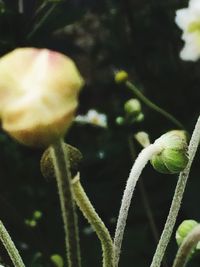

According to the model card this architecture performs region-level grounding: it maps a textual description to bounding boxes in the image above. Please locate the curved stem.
[128,136,160,243]
[51,139,81,267]
[72,174,114,267]
[114,143,163,267]
[125,81,184,129]
[172,225,200,267]
[0,220,25,267]
[150,115,200,267]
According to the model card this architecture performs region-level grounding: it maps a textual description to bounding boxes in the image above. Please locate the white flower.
[175,0,200,61]
[75,109,107,128]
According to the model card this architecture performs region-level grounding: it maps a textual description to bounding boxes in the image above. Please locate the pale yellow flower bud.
[0,48,84,147]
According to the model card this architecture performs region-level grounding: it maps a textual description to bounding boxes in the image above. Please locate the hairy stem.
[72,174,114,267]
[0,220,25,267]
[114,143,163,267]
[172,225,200,267]
[126,81,184,129]
[150,115,200,267]
[128,136,160,243]
[51,139,81,267]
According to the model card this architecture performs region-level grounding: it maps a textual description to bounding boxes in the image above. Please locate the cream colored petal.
[175,9,197,30]
[180,35,200,61]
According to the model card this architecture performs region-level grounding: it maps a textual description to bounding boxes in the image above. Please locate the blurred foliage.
[0,0,199,266]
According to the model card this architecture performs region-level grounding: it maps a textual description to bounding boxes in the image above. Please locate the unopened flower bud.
[176,220,199,247]
[0,48,84,147]
[115,116,125,126]
[151,130,189,174]
[114,70,128,84]
[134,131,150,148]
[124,98,141,116]
[40,143,83,178]
[50,254,64,267]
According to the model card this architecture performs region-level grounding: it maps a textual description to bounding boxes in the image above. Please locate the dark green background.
[0,0,199,266]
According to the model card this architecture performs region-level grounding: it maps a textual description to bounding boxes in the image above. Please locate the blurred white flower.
[175,0,200,61]
[75,109,107,128]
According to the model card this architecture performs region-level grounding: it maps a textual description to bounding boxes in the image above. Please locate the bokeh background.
[0,0,199,266]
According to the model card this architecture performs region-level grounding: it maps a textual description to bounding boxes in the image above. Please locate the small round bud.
[135,112,144,122]
[114,70,128,84]
[0,48,84,147]
[134,131,150,148]
[124,99,141,116]
[50,254,64,267]
[33,210,43,220]
[40,143,83,178]
[151,130,189,174]
[176,220,199,246]
[115,116,125,126]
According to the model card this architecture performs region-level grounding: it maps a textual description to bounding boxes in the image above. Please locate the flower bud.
[50,254,64,267]
[40,143,83,179]
[134,131,150,148]
[114,70,128,84]
[124,98,141,116]
[151,130,189,174]
[0,48,84,147]
[176,220,199,247]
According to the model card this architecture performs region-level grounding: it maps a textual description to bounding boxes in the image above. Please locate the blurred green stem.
[0,220,25,267]
[172,224,200,267]
[27,3,57,39]
[51,139,81,267]
[125,81,184,129]
[18,0,23,13]
[150,115,200,267]
[72,174,114,267]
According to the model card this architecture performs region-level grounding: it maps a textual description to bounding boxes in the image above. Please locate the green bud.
[25,219,37,228]
[151,130,189,174]
[124,99,141,116]
[114,70,128,84]
[135,112,144,122]
[50,254,64,267]
[115,116,125,126]
[40,143,83,179]
[33,210,43,220]
[176,220,199,246]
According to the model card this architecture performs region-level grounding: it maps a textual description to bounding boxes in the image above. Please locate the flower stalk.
[125,81,184,129]
[50,138,81,267]
[72,174,114,267]
[114,143,163,267]
[150,115,200,267]
[0,220,25,267]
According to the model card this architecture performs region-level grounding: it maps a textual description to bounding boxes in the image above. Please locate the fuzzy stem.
[150,115,200,267]
[126,81,184,129]
[51,139,81,267]
[72,174,114,267]
[172,225,200,267]
[114,143,163,267]
[0,220,25,267]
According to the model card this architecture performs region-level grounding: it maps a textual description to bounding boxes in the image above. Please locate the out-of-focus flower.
[114,70,128,83]
[0,48,84,147]
[75,109,107,128]
[175,0,200,61]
